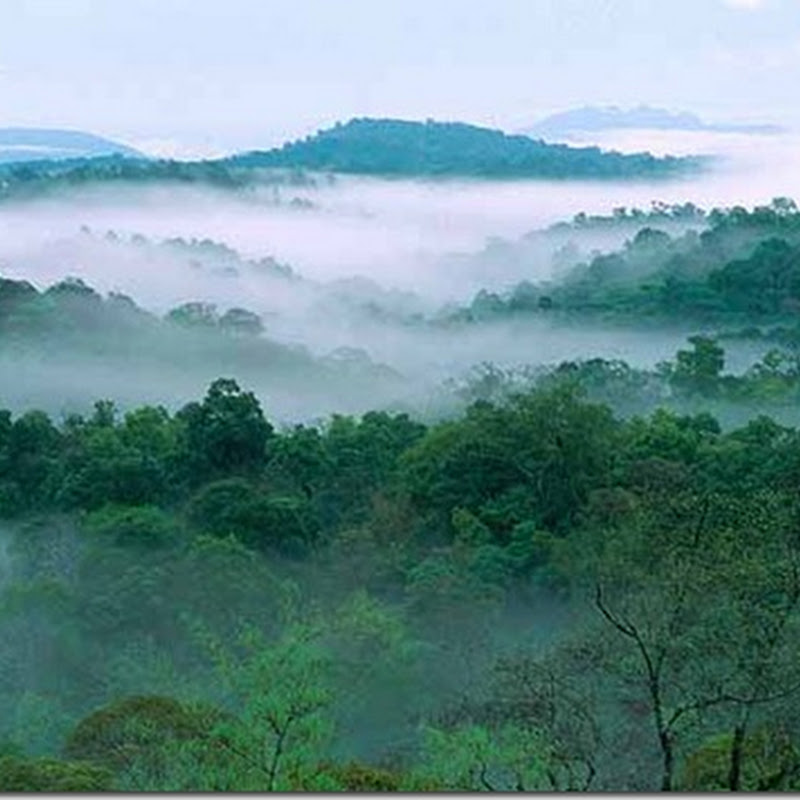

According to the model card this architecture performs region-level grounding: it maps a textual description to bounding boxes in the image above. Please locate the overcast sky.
[0,0,798,156]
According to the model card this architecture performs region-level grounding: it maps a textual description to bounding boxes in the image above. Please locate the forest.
[4,216,800,788]
[225,118,701,179]
[6,0,800,790]
[455,198,800,325]
[0,117,699,208]
[2,152,800,791]
[0,154,323,207]
[2,361,800,790]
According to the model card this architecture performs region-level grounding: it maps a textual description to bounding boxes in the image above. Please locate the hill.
[223,117,700,179]
[0,118,702,203]
[0,128,142,164]
[524,105,785,138]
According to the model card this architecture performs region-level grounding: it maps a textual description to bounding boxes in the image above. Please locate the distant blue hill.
[523,106,786,138]
[0,128,142,164]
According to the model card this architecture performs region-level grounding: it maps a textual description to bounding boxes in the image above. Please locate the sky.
[0,0,798,157]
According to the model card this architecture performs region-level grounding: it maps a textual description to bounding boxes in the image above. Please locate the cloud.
[722,0,766,10]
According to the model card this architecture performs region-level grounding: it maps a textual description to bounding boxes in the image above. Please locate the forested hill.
[223,118,702,179]
[0,119,701,202]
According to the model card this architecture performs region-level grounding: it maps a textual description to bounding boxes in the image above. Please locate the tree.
[592,488,800,791]
[178,379,273,479]
[680,725,800,791]
[168,534,281,638]
[84,504,182,550]
[219,307,264,337]
[63,695,223,781]
[697,491,800,790]
[56,424,167,510]
[400,384,617,538]
[165,301,218,330]
[2,410,61,510]
[180,624,335,792]
[186,478,318,557]
[412,722,555,791]
[0,754,113,791]
[669,336,725,396]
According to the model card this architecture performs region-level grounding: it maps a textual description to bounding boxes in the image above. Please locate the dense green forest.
[0,271,404,419]
[3,197,800,792]
[226,118,701,179]
[3,355,800,790]
[454,198,800,326]
[0,155,316,205]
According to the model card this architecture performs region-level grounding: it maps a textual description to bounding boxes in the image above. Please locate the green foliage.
[709,237,800,314]
[187,624,336,791]
[84,504,182,549]
[457,198,800,325]
[400,384,616,536]
[57,423,167,510]
[2,410,62,511]
[178,378,273,479]
[680,726,800,791]
[3,367,800,790]
[186,478,318,556]
[316,411,426,524]
[229,118,696,180]
[263,411,426,531]
[414,723,553,791]
[0,154,273,204]
[170,534,281,636]
[73,547,174,642]
[325,591,422,732]
[589,483,800,790]
[63,695,223,778]
[5,691,74,758]
[310,760,405,791]
[0,754,113,791]
[669,335,726,396]
[165,301,219,330]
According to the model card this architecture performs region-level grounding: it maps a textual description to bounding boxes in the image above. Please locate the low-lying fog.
[0,128,796,419]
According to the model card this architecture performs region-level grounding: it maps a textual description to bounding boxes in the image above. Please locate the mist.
[0,128,797,423]
[4,129,800,295]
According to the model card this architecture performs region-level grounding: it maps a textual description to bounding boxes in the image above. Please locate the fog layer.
[0,129,796,419]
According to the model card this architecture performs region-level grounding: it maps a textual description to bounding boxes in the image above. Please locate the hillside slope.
[224,117,701,179]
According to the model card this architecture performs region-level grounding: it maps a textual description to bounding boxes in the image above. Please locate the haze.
[0,0,798,421]
[1,0,799,156]
[0,132,786,421]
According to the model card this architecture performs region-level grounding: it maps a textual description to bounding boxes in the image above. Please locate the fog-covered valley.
[2,129,799,422]
[7,129,800,297]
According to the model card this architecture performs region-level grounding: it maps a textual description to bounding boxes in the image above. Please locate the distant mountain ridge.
[222,117,700,179]
[524,105,785,138]
[0,128,142,164]
[0,117,703,201]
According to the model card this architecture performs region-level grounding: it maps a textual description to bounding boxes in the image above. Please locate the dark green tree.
[178,379,273,479]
